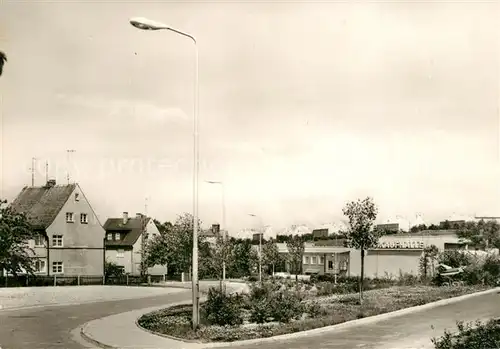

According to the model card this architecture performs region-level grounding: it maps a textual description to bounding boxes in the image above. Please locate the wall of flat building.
[349,249,422,278]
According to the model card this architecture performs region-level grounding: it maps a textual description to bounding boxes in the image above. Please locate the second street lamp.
[129,16,200,330]
[206,180,226,282]
[248,213,263,283]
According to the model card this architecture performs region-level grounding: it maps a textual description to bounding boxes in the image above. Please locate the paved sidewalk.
[80,286,500,349]
[80,281,249,349]
[82,302,205,349]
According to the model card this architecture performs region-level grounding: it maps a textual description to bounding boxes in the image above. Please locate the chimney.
[46,179,56,188]
[136,213,142,219]
[122,212,129,225]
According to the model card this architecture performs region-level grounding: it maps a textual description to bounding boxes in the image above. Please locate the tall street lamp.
[248,213,263,283]
[206,180,226,282]
[129,16,200,330]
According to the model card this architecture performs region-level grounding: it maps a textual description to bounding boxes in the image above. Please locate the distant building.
[104,212,165,275]
[9,180,105,276]
[376,223,400,232]
[312,228,329,239]
[252,232,264,242]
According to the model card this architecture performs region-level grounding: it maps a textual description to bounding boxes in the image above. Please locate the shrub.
[249,299,271,323]
[203,287,244,326]
[432,318,500,349]
[306,301,324,318]
[269,290,304,323]
[248,275,259,282]
[397,272,420,286]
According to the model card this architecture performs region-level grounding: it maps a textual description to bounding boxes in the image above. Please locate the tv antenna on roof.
[30,157,37,187]
[66,149,76,184]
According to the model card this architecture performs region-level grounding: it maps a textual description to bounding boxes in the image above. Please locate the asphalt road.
[0,289,193,349]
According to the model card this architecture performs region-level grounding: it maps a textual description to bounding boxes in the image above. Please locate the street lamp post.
[129,17,200,330]
[206,181,226,282]
[249,213,263,283]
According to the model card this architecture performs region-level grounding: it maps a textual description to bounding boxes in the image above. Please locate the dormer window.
[115,233,120,240]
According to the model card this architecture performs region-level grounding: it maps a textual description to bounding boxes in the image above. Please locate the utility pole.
[45,161,49,183]
[66,149,76,184]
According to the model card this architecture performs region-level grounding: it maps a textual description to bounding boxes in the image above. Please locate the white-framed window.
[66,212,74,223]
[52,235,63,247]
[34,259,46,273]
[304,256,310,264]
[320,256,325,264]
[80,213,88,224]
[75,193,80,201]
[115,233,120,240]
[117,249,124,258]
[52,261,63,274]
[107,233,113,241]
[311,256,317,264]
[34,235,45,247]
[328,260,334,270]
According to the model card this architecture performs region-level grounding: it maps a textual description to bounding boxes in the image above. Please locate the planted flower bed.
[138,280,490,343]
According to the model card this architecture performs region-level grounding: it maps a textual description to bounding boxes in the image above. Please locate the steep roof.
[103,216,150,247]
[9,184,76,229]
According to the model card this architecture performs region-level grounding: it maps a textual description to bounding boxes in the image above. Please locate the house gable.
[47,185,105,249]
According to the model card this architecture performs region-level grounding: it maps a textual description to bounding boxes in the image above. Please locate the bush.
[432,318,500,349]
[203,287,244,326]
[269,290,304,323]
[306,301,324,318]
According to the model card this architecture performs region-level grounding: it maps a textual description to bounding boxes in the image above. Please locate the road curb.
[134,298,209,344]
[80,323,115,349]
[79,282,248,349]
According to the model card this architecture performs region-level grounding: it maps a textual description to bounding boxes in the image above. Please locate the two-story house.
[9,179,105,276]
[104,212,166,275]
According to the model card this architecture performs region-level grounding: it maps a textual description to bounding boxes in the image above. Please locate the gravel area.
[0,285,184,310]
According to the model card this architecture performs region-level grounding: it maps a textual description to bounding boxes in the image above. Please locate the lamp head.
[130,17,169,31]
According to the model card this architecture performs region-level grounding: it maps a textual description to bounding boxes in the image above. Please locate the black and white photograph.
[0,1,499,348]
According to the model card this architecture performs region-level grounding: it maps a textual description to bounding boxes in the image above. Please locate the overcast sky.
[1,1,499,236]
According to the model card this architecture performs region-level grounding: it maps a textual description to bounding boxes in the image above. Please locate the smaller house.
[104,212,165,275]
[275,243,351,276]
[201,224,228,244]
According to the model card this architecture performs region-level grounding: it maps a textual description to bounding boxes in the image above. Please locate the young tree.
[144,213,204,276]
[419,245,439,279]
[262,239,281,276]
[228,239,255,278]
[286,234,305,281]
[342,197,379,302]
[0,199,38,276]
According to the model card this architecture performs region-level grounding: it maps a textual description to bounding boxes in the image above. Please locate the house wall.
[49,248,104,276]
[106,248,133,274]
[46,185,105,276]
[144,219,167,275]
[302,252,350,275]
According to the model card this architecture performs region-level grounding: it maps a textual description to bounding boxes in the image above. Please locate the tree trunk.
[360,249,365,303]
[272,263,275,276]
